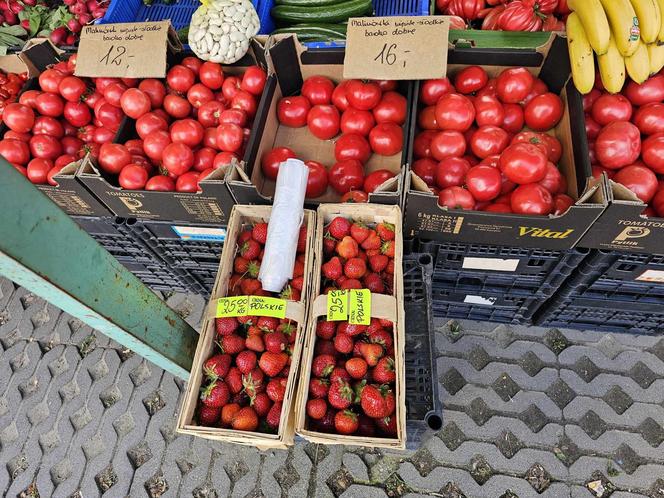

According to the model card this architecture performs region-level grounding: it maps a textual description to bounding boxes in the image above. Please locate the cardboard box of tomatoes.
[0,41,113,217]
[76,40,271,225]
[294,203,406,449]
[177,204,315,449]
[403,34,608,250]
[227,35,411,207]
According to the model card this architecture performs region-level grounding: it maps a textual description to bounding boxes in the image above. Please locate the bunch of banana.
[567,0,664,94]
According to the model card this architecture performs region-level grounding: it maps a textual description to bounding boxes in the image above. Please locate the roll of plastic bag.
[258,158,309,293]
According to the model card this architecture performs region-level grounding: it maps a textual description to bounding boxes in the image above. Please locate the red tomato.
[222,76,242,101]
[633,103,664,136]
[103,82,128,107]
[118,88,150,119]
[187,84,214,109]
[375,80,398,91]
[62,136,83,156]
[213,151,238,169]
[496,67,534,104]
[4,131,30,143]
[613,164,658,202]
[175,171,200,192]
[435,157,471,189]
[430,130,466,160]
[418,106,439,130]
[32,116,62,138]
[446,0,485,20]
[261,147,297,180]
[465,164,502,201]
[553,193,574,215]
[341,190,369,203]
[146,175,175,191]
[524,93,563,131]
[118,164,148,190]
[137,79,166,109]
[484,203,512,213]
[193,147,217,172]
[241,66,267,96]
[93,127,114,144]
[163,94,191,119]
[162,143,194,176]
[435,93,475,131]
[501,103,524,134]
[34,93,64,117]
[641,133,664,174]
[420,78,453,106]
[591,94,633,126]
[476,78,497,98]
[331,81,350,111]
[39,69,66,94]
[328,159,365,194]
[302,76,335,105]
[413,130,437,158]
[167,65,195,93]
[412,158,437,186]
[26,158,52,184]
[308,105,340,140]
[511,184,553,214]
[199,62,225,90]
[136,113,168,139]
[304,160,328,198]
[470,125,510,158]
[364,169,395,193]
[537,162,563,193]
[335,133,371,163]
[58,76,86,103]
[169,119,204,148]
[583,88,601,113]
[345,80,382,111]
[230,91,257,117]
[500,143,547,184]
[2,103,34,133]
[278,96,311,128]
[474,95,504,127]
[143,130,171,163]
[18,90,41,109]
[29,135,61,160]
[539,133,563,164]
[596,121,641,170]
[341,108,375,136]
[369,123,403,156]
[124,139,144,155]
[373,91,407,125]
[438,186,476,210]
[454,66,488,95]
[215,123,244,152]
[497,1,543,31]
[181,57,202,75]
[0,139,30,165]
[197,101,226,128]
[624,75,664,106]
[653,187,664,216]
[522,78,548,106]
[63,102,91,127]
[219,109,247,127]
[585,116,602,141]
[96,102,123,131]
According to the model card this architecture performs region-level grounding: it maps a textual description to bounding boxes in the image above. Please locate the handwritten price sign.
[344,16,449,80]
[326,289,371,324]
[216,296,287,319]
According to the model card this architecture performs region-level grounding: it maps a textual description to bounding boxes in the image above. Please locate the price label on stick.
[75,21,171,78]
[349,289,371,325]
[216,296,250,318]
[343,16,449,80]
[327,290,349,321]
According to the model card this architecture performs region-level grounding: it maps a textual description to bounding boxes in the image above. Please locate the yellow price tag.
[216,296,249,317]
[327,290,349,321]
[248,296,287,319]
[349,289,371,325]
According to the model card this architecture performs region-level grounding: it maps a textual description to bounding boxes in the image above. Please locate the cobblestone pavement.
[2,275,664,498]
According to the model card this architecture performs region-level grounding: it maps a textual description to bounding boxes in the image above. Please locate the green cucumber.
[271,0,372,24]
[272,23,347,40]
[275,0,344,6]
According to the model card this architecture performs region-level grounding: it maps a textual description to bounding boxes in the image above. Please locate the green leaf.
[0,25,28,37]
[29,11,42,36]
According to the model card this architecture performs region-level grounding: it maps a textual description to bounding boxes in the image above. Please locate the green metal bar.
[0,158,198,379]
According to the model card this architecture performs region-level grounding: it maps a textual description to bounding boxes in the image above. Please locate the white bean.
[219,35,230,52]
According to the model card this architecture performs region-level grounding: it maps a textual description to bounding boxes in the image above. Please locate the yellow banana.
[655,0,664,42]
[597,35,626,93]
[629,0,662,43]
[598,0,640,57]
[567,13,596,94]
[626,40,651,83]
[648,42,664,73]
[568,0,611,55]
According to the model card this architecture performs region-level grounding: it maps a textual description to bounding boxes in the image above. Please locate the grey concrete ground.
[1,275,664,498]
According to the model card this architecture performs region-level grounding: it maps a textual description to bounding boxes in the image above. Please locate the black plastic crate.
[431,294,544,324]
[403,253,443,447]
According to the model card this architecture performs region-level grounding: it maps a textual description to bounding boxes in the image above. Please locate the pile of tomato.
[412,65,574,216]
[262,76,407,201]
[586,75,664,217]
[0,70,28,119]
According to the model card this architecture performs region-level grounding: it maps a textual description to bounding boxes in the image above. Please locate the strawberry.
[220,403,241,427]
[277,320,297,341]
[328,217,351,239]
[306,398,328,420]
[247,324,262,336]
[366,248,381,257]
[280,285,301,301]
[346,357,368,379]
[315,408,337,433]
[322,256,343,280]
[379,318,393,328]
[252,223,268,244]
[257,316,279,332]
[316,320,336,340]
[334,410,359,435]
[364,272,385,293]
[383,388,396,416]
[293,259,305,277]
[373,357,395,383]
[226,367,243,394]
[323,285,338,294]
[311,354,336,377]
[229,274,243,293]
[240,278,262,295]
[216,317,239,336]
[231,391,250,406]
[238,230,253,244]
[338,323,367,337]
[315,339,336,356]
[330,366,351,384]
[359,342,384,367]
[334,333,354,354]
[234,256,249,274]
[366,318,384,335]
[239,239,261,260]
[344,258,367,279]
[340,278,362,290]
[245,334,265,353]
[259,351,289,377]
[376,414,397,435]
[200,381,230,408]
[266,377,288,402]
[357,250,368,262]
[336,236,359,259]
[350,222,370,243]
[381,240,395,258]
[361,231,381,250]
[357,413,376,436]
[236,350,257,374]
[264,331,287,353]
[198,405,220,426]
[323,235,337,256]
[297,225,307,253]
[309,378,330,399]
[360,384,390,418]
[354,379,367,401]
[203,354,231,380]
[251,392,272,417]
[376,222,395,241]
[231,406,259,431]
[385,259,395,275]
[242,369,264,399]
[368,328,393,349]
[267,401,282,429]
[328,378,354,410]
[238,315,257,326]
[368,254,389,273]
[218,334,245,355]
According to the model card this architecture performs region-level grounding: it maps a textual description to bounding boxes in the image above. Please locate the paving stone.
[546,378,577,410]
[578,411,608,440]
[603,386,634,415]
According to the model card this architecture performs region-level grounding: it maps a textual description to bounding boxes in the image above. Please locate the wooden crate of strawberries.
[294,204,406,449]
[177,205,315,449]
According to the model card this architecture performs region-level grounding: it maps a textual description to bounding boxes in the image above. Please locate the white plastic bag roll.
[258,158,309,293]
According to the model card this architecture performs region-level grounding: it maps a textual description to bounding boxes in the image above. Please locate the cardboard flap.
[231,162,252,184]
[610,178,644,204]
[19,39,62,74]
[269,35,304,97]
